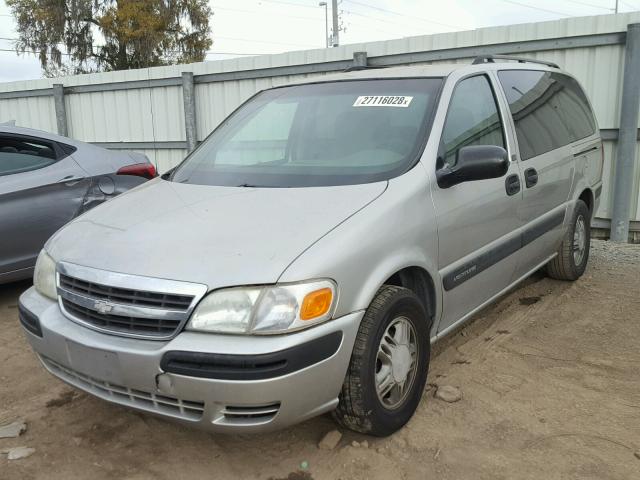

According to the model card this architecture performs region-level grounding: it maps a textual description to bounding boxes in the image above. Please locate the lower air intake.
[219,403,281,426]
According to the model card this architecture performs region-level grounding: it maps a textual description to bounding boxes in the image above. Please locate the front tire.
[332,285,431,436]
[547,199,591,281]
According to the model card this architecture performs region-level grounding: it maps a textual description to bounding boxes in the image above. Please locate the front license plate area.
[65,340,124,385]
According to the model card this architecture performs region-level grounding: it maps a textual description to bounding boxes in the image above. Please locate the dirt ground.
[1,239,639,480]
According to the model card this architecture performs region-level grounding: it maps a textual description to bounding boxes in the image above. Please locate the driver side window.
[439,75,505,169]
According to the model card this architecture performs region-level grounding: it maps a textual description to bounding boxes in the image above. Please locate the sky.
[0,0,638,83]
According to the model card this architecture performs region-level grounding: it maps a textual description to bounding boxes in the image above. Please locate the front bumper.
[19,287,363,433]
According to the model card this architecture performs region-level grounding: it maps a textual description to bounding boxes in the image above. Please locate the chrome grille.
[59,274,193,310]
[61,298,182,336]
[41,356,205,421]
[56,262,207,340]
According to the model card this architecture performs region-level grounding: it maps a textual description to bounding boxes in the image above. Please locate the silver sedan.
[0,124,155,284]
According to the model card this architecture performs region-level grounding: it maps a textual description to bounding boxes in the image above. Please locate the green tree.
[7,0,213,77]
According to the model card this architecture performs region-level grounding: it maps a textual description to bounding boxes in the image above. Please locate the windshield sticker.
[353,95,413,107]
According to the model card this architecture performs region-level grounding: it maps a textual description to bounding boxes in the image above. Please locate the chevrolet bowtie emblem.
[94,300,114,314]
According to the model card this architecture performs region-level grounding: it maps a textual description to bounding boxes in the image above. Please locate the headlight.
[34,250,57,300]
[187,280,336,334]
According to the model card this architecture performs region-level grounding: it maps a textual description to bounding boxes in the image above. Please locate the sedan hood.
[47,179,387,288]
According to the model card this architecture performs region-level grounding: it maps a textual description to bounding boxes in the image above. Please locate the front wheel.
[547,199,591,281]
[332,285,431,436]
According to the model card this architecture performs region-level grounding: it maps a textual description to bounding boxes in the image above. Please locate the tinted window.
[0,136,58,176]
[498,70,596,160]
[439,75,505,169]
[171,78,443,187]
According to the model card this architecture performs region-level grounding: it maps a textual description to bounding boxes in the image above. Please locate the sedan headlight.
[187,280,337,334]
[34,250,57,300]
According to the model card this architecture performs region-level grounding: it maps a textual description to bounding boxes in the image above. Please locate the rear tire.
[332,285,430,436]
[547,199,590,281]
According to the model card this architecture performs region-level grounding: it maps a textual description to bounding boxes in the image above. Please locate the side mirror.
[436,145,509,189]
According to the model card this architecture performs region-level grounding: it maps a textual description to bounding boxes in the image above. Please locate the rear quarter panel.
[71,145,149,175]
[567,73,603,210]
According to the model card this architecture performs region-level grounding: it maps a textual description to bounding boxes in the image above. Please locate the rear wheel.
[547,199,591,281]
[332,285,430,436]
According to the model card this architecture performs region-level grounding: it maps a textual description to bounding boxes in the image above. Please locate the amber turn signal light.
[300,288,333,320]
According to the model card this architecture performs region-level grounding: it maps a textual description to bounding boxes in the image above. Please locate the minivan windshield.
[171,78,443,187]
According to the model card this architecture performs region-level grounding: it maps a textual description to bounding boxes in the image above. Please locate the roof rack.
[472,54,560,69]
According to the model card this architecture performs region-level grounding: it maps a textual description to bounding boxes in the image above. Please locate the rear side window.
[0,136,59,176]
[439,75,505,169]
[498,70,596,160]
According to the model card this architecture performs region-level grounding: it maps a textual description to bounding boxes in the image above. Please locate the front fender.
[278,164,442,330]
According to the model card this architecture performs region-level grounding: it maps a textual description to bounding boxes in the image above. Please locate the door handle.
[524,168,538,188]
[505,174,520,196]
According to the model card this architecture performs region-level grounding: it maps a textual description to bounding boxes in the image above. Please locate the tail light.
[117,162,157,179]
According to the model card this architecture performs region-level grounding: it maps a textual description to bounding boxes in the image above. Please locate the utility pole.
[331,0,339,47]
[615,0,619,13]
[610,23,640,242]
[319,2,329,48]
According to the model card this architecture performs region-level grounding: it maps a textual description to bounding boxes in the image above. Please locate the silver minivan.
[19,56,603,436]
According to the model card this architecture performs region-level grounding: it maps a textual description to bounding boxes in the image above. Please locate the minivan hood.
[47,179,387,289]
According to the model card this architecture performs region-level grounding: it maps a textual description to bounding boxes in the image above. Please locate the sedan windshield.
[171,78,443,187]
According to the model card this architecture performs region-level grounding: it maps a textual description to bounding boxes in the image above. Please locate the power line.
[4,7,322,50]
[498,0,573,16]
[3,2,323,52]
[621,0,640,9]
[342,8,421,30]
[0,47,266,56]
[341,10,426,36]
[1,34,315,50]
[344,7,465,35]
[343,17,408,37]
[212,4,320,21]
[343,0,464,29]
[205,51,264,56]
[0,39,269,57]
[251,0,319,9]
[216,35,318,48]
[562,0,614,10]
[0,47,73,56]
[1,3,321,19]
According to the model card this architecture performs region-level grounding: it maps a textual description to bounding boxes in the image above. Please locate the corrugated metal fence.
[1,12,639,234]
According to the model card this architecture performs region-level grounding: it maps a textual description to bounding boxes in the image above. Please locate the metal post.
[331,0,339,47]
[319,2,328,48]
[353,51,367,68]
[181,72,197,153]
[52,84,68,137]
[610,23,640,242]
